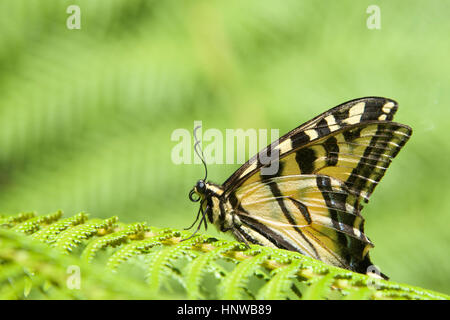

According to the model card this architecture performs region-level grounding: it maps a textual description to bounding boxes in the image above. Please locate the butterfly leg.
[230,226,252,250]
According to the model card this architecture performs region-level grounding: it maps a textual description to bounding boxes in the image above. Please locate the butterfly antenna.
[193,125,208,181]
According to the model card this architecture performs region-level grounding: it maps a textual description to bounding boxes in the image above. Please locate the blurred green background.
[0,0,449,294]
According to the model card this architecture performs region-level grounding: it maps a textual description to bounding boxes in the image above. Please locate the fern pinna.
[0,212,448,300]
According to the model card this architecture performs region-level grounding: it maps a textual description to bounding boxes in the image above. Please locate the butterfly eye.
[196,180,206,193]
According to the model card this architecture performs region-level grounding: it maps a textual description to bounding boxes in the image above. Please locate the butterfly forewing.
[223,97,401,193]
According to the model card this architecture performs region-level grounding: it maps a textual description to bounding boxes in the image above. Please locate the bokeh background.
[0,0,449,294]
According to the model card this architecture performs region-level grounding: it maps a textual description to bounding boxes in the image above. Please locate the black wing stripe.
[267,180,320,259]
[238,214,307,254]
[323,137,339,166]
[291,131,311,150]
[288,197,313,225]
[316,118,331,136]
[317,176,350,249]
[295,148,316,174]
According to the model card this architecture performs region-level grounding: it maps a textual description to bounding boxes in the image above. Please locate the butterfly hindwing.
[233,175,370,270]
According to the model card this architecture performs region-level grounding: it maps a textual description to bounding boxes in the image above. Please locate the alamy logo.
[366,5,381,30]
[66,5,81,30]
[66,265,81,290]
[171,121,280,175]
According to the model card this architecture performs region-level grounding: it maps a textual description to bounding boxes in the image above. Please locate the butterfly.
[187,97,412,278]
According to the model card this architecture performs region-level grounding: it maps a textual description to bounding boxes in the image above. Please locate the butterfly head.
[189,179,207,202]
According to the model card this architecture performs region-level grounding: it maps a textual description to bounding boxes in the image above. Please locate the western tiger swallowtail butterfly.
[187,97,412,278]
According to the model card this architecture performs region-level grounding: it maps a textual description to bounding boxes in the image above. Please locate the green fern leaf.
[343,287,375,300]
[1,212,449,300]
[11,211,62,234]
[32,212,88,243]
[301,273,337,300]
[53,216,118,253]
[0,212,36,228]
[219,249,272,300]
[145,235,204,293]
[107,238,165,271]
[185,241,238,299]
[257,259,303,300]
[81,222,149,263]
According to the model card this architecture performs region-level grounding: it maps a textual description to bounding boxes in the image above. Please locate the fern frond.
[0,212,36,228]
[32,212,89,243]
[81,222,149,263]
[1,212,449,300]
[107,239,164,271]
[53,216,118,253]
[185,241,240,299]
[257,259,303,300]
[301,273,338,300]
[11,211,62,234]
[219,249,272,300]
[105,228,183,271]
[145,235,204,294]
[0,228,161,299]
[342,287,374,300]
